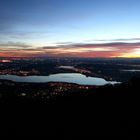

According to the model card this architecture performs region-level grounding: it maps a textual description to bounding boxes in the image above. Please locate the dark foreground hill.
[0,77,140,136]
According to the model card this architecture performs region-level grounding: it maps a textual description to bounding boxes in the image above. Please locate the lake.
[0,73,118,86]
[121,69,140,72]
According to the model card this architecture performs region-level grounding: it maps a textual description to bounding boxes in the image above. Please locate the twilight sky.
[0,0,140,58]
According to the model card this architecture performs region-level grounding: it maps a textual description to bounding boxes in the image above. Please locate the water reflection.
[0,73,118,86]
[121,69,140,72]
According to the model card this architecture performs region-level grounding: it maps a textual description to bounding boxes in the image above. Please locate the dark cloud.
[0,41,32,48]
[41,46,59,49]
[87,38,140,42]
[43,42,140,48]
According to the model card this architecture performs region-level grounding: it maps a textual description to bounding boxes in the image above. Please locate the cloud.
[111,38,140,41]
[35,42,140,58]
[0,41,32,49]
[0,41,140,58]
[87,38,140,42]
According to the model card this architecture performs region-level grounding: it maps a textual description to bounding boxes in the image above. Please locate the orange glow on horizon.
[118,48,140,58]
[1,43,140,58]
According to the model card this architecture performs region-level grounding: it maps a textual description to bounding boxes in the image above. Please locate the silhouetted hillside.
[0,78,140,136]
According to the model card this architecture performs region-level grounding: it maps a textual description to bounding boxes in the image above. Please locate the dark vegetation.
[0,77,140,136]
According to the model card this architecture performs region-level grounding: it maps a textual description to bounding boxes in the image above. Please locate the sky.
[0,0,140,58]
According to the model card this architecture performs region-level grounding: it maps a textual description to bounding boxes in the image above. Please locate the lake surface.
[121,69,140,72]
[58,66,75,69]
[0,73,118,86]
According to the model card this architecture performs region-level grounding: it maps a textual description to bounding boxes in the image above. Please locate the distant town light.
[0,60,12,63]
[21,93,26,96]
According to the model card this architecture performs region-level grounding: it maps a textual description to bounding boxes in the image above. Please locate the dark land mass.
[1,57,140,82]
[0,77,140,136]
